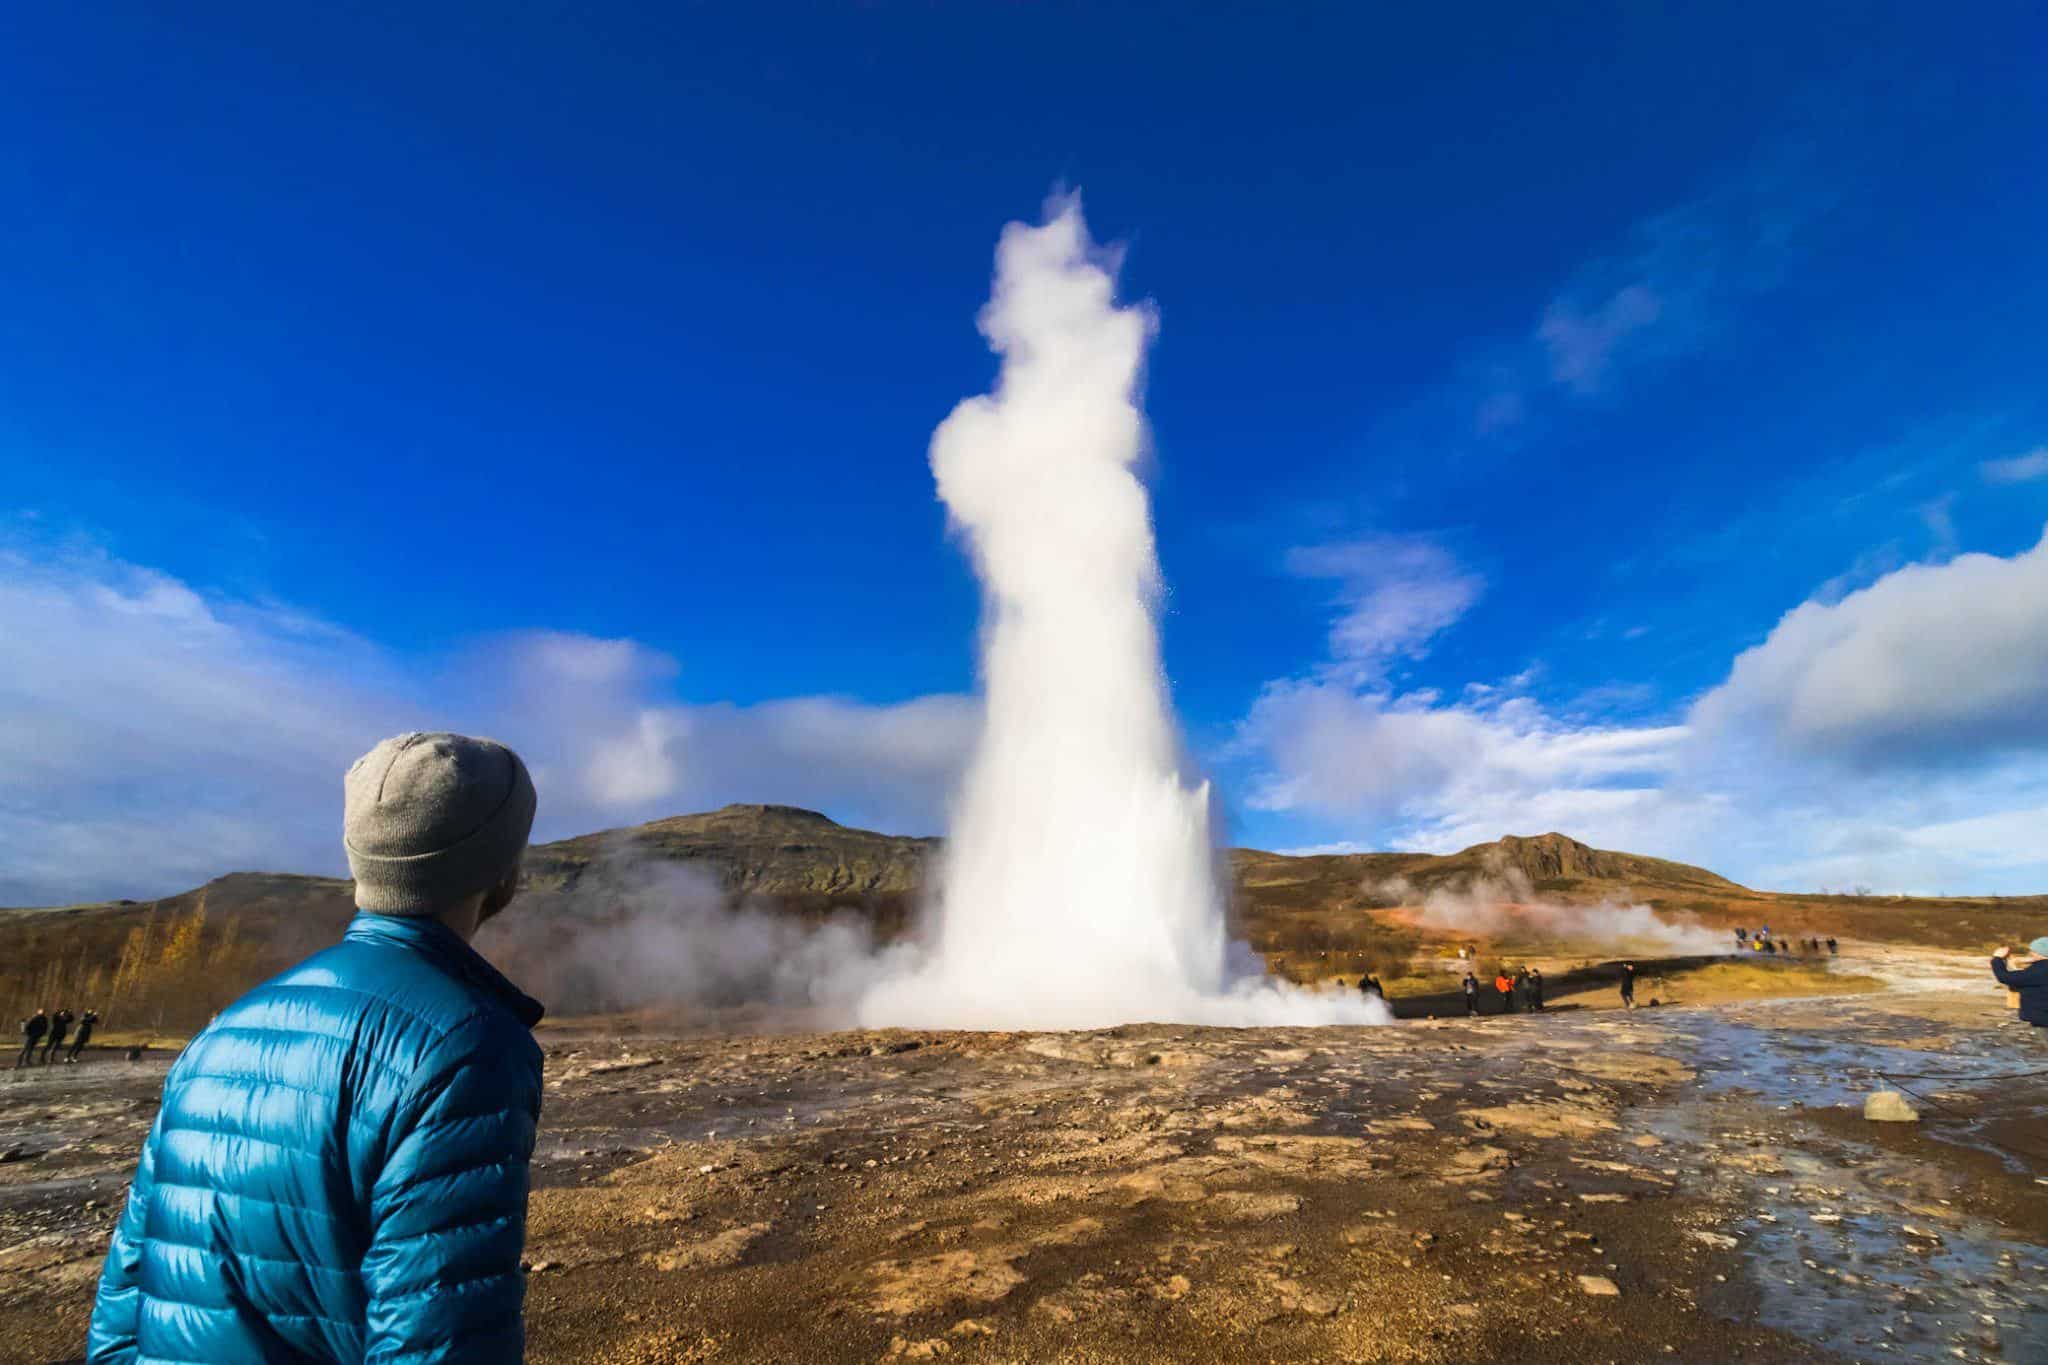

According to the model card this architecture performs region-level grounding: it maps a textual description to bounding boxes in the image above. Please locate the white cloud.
[1239,680,1684,834]
[1285,535,1483,684]
[1980,447,2048,484]
[1690,525,2048,768]
[1237,526,2048,894]
[0,542,975,905]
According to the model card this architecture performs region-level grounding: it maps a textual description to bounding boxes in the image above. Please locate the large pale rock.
[1863,1090,1920,1123]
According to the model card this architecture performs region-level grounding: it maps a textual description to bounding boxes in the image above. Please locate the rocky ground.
[2,946,2044,1363]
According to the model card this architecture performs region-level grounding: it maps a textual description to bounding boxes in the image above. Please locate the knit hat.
[344,732,536,914]
[2029,936,2048,958]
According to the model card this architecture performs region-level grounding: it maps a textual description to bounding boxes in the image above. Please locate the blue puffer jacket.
[88,913,545,1363]
[1994,954,2048,1026]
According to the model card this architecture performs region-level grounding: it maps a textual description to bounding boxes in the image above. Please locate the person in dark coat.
[1827,937,1838,956]
[1360,974,1385,1002]
[1529,967,1546,1012]
[1462,973,1480,1018]
[67,1008,98,1062]
[16,1010,47,1070]
[1994,940,2048,1031]
[44,1008,72,1064]
[1619,963,1637,1009]
[90,733,544,1365]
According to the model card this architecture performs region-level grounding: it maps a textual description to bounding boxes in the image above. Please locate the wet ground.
[1,946,2043,1363]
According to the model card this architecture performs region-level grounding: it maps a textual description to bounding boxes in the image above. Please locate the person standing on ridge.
[1462,973,1480,1018]
[90,732,544,1365]
[68,1008,98,1062]
[1529,967,1546,1012]
[1495,971,1515,1014]
[1620,962,1637,1010]
[17,1010,47,1070]
[1827,937,1839,956]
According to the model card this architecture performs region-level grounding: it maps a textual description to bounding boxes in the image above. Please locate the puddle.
[1635,1007,2048,1362]
[1740,1148,2048,1361]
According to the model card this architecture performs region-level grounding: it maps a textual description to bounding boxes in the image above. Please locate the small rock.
[1864,1091,1919,1123]
[1577,1275,1621,1297]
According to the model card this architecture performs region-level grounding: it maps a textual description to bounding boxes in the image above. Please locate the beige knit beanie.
[344,732,537,915]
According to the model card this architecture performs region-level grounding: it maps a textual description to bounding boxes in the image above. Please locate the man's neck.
[431,895,485,942]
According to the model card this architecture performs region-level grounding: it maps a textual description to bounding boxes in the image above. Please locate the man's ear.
[478,870,521,925]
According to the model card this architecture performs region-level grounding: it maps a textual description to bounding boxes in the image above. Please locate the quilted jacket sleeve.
[87,1108,164,1363]
[361,1013,543,1363]
[1992,956,2048,987]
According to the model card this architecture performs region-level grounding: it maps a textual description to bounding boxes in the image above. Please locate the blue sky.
[5,3,2048,901]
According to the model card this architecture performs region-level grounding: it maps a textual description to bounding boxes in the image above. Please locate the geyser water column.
[860,197,1386,1031]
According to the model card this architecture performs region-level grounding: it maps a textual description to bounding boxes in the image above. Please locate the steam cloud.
[479,854,916,1020]
[1380,861,1728,956]
[857,196,1385,1029]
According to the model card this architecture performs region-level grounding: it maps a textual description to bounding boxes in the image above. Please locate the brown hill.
[527,803,935,897]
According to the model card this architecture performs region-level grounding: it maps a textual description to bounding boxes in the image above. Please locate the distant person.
[1733,928,1747,951]
[67,1008,98,1062]
[1361,974,1385,1002]
[16,1009,47,1070]
[1529,967,1546,1012]
[1762,938,1777,955]
[1495,971,1515,1014]
[91,732,545,1364]
[1619,963,1637,1010]
[1827,937,1838,956]
[44,1008,73,1064]
[1993,940,2048,1033]
[1462,973,1480,1018]
[1776,940,1789,956]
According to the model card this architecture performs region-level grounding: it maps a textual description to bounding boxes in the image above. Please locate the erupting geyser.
[860,196,1385,1029]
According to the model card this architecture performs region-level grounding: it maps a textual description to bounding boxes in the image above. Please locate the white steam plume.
[1380,862,1728,956]
[860,196,1384,1029]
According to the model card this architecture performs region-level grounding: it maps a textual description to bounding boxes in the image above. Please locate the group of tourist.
[13,1005,97,1068]
[1456,965,1545,1016]
[1733,926,1837,956]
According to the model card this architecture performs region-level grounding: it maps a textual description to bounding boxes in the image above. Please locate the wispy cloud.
[1981,446,2048,484]
[1538,284,1664,395]
[1284,534,1482,685]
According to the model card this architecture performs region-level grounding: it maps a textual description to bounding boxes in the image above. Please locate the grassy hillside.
[4,810,2039,1033]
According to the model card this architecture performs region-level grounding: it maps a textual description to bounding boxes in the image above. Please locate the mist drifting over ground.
[857,197,1385,1030]
[1384,863,1729,956]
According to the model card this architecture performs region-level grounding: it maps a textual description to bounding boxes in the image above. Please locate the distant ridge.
[1,811,1745,916]
[8,804,2046,1031]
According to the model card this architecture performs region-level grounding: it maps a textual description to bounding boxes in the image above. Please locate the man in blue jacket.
[89,732,544,1364]
[1993,938,2048,1031]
